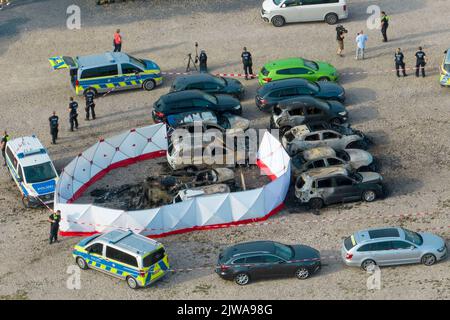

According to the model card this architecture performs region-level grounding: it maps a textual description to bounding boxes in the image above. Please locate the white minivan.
[261,0,348,27]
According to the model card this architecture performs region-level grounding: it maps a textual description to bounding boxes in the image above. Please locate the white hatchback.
[261,0,348,27]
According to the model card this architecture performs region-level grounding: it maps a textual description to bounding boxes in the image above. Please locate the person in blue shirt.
[355,31,368,60]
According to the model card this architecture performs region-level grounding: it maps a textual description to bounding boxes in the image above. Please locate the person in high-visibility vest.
[1,130,10,166]
[48,210,61,244]
[381,11,390,42]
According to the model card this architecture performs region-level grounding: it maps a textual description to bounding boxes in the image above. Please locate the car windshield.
[402,228,423,246]
[215,77,227,86]
[303,59,319,71]
[336,150,350,161]
[274,242,294,260]
[126,54,146,69]
[307,82,320,93]
[349,172,363,183]
[273,0,283,6]
[202,93,218,105]
[23,162,57,184]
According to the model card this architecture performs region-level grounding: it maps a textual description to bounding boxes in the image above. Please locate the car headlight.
[338,111,347,116]
[437,246,446,253]
[234,105,241,109]
[339,92,345,97]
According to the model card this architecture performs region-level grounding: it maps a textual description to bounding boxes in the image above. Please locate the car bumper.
[215,268,235,281]
[437,245,448,261]
[260,10,270,22]
[440,74,450,86]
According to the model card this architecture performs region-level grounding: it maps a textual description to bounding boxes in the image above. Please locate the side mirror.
[278,260,286,264]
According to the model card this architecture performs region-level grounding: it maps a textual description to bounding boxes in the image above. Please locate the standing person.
[0,0,11,10]
[68,97,79,132]
[1,131,10,166]
[394,48,407,77]
[355,31,368,60]
[48,112,59,144]
[336,25,347,57]
[85,91,96,120]
[241,47,254,80]
[415,46,427,77]
[199,50,208,73]
[380,11,390,42]
[113,29,122,52]
[48,210,61,244]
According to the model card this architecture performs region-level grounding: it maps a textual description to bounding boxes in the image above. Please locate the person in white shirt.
[355,31,368,60]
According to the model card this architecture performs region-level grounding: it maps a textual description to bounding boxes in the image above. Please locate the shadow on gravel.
[344,87,377,105]
[339,67,368,84]
[348,104,379,124]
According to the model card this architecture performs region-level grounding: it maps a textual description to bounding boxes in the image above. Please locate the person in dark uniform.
[380,11,390,42]
[394,48,407,77]
[198,50,208,73]
[1,130,10,166]
[68,97,79,131]
[48,210,61,244]
[48,111,59,144]
[415,47,427,77]
[85,91,96,120]
[241,47,254,80]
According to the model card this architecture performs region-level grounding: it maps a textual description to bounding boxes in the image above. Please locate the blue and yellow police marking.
[49,57,69,70]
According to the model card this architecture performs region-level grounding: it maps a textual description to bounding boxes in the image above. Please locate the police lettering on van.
[49,52,162,96]
[4,136,58,208]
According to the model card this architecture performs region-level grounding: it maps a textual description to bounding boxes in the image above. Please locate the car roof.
[167,111,217,126]
[303,147,336,161]
[223,241,276,259]
[354,227,403,244]
[7,136,52,167]
[76,52,131,69]
[160,90,206,103]
[258,78,311,95]
[264,57,305,70]
[302,167,348,179]
[96,229,161,256]
[173,73,219,84]
[278,95,327,109]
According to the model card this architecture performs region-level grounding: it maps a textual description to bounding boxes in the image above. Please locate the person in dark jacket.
[49,112,59,144]
[394,48,407,77]
[199,50,208,73]
[48,210,61,244]
[241,47,254,80]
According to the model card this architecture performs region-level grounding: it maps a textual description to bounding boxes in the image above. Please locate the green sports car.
[258,58,338,85]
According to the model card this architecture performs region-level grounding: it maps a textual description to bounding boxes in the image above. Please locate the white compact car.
[261,0,348,27]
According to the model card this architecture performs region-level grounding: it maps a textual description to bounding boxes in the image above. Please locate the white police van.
[4,136,59,208]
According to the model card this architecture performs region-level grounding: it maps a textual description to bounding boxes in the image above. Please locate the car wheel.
[421,253,437,266]
[330,117,342,126]
[143,79,156,91]
[271,15,285,27]
[185,165,198,173]
[318,77,330,82]
[362,190,377,202]
[295,267,310,280]
[361,259,377,271]
[309,198,324,210]
[234,273,250,286]
[76,257,89,270]
[126,276,139,289]
[84,87,98,97]
[325,13,338,25]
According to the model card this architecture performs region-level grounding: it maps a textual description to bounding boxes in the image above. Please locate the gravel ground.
[0,0,449,300]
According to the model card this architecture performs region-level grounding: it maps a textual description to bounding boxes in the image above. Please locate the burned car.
[295,167,384,210]
[166,110,250,135]
[270,96,348,134]
[173,184,230,203]
[291,146,377,177]
[282,124,369,156]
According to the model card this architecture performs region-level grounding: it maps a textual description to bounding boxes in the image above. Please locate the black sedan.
[216,241,321,285]
[270,96,348,134]
[152,90,242,123]
[170,73,245,99]
[255,78,345,112]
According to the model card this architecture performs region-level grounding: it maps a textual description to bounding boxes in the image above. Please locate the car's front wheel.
[362,190,377,202]
[318,77,330,82]
[271,15,286,27]
[126,276,139,289]
[325,13,338,25]
[421,253,437,266]
[361,259,377,271]
[309,198,324,210]
[295,267,310,280]
[234,273,250,286]
[76,257,89,270]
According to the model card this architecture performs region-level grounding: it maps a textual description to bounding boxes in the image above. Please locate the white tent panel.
[160,200,196,230]
[136,124,165,140]
[195,193,230,225]
[61,158,78,178]
[92,142,117,169]
[89,163,104,179]
[81,142,100,162]
[119,132,148,158]
[71,180,85,197]
[236,189,266,221]
[104,131,130,150]
[73,156,93,184]
[57,174,75,202]
[202,195,234,225]
[110,150,130,165]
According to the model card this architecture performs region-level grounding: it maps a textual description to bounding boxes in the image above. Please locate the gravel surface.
[0,0,449,300]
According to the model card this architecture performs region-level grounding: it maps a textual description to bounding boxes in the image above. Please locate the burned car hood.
[359,172,382,183]
[225,114,250,132]
[345,149,373,167]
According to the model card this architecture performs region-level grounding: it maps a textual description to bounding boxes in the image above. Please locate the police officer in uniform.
[241,47,254,80]
[394,48,407,77]
[415,47,427,77]
[198,50,208,73]
[1,130,10,166]
[68,97,79,131]
[48,111,59,144]
[380,11,390,42]
[85,91,96,120]
[48,210,61,244]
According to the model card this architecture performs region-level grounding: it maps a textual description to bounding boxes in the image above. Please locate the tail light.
[343,5,347,11]
[345,253,353,260]
[155,111,165,118]
[139,270,147,277]
[263,78,272,83]
[75,80,79,87]
[260,99,268,105]
[220,264,230,272]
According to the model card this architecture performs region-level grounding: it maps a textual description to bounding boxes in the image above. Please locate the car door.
[320,131,341,149]
[85,242,105,270]
[305,105,326,124]
[314,177,334,204]
[203,81,222,94]
[329,176,358,204]
[389,240,420,265]
[290,67,316,81]
[288,106,306,126]
[302,133,321,149]
[369,241,395,266]
[121,63,144,89]
[281,0,305,22]
[105,246,139,279]
[300,0,327,21]
[278,87,300,102]
[245,255,271,279]
[262,255,292,277]
[97,64,121,91]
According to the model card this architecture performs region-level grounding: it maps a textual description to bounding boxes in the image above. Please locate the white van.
[4,136,58,207]
[261,0,348,27]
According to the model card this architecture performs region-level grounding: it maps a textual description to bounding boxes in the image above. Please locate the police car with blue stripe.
[49,52,162,96]
[73,229,170,289]
[440,48,450,87]
[4,136,58,208]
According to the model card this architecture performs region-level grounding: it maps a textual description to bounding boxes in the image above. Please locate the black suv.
[152,90,243,123]
[255,78,345,112]
[170,73,245,99]
[216,241,321,285]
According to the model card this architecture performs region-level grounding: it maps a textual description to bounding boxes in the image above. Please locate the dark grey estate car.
[216,241,321,285]
[270,96,348,134]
